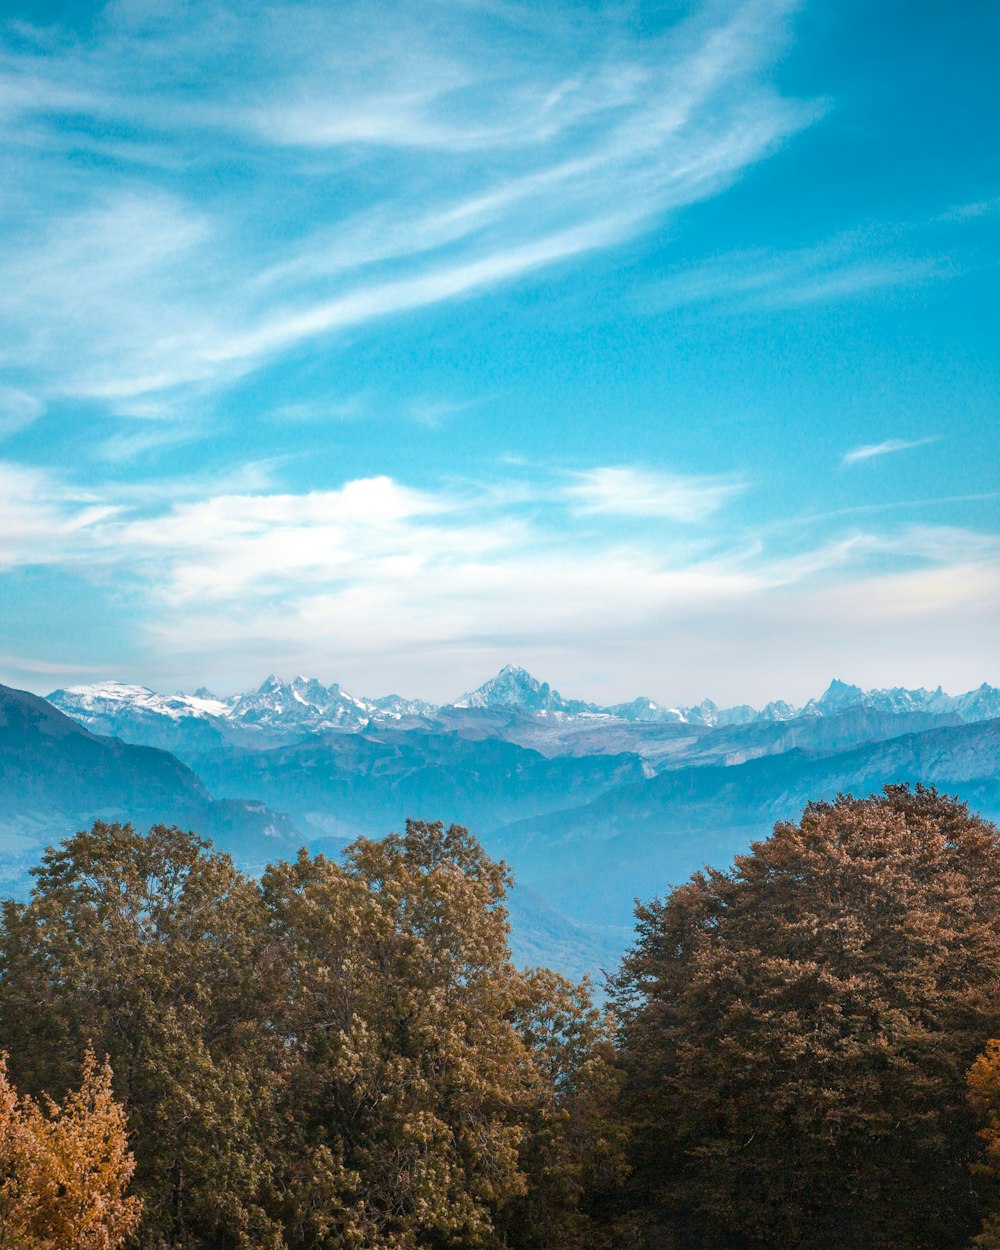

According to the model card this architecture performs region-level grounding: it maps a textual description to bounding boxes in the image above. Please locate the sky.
[0,0,997,707]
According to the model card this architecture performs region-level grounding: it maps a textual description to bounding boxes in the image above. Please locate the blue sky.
[0,0,997,706]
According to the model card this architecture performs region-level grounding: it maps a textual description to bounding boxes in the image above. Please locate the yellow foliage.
[0,1048,142,1250]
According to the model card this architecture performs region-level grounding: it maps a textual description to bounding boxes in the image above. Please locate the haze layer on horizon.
[0,0,997,707]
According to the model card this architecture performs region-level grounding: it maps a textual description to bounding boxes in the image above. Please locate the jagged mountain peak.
[451,665,584,713]
[821,678,863,699]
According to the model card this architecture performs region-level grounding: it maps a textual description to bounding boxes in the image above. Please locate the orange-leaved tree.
[611,785,1000,1250]
[969,1040,1000,1248]
[0,1047,142,1250]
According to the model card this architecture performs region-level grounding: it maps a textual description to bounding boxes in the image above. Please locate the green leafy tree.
[611,785,1000,1250]
[500,967,627,1250]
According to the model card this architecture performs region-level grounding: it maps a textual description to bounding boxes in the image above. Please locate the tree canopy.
[0,819,619,1250]
[611,785,1000,1250]
[9,790,1000,1249]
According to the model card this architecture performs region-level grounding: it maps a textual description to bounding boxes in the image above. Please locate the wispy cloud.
[644,235,948,315]
[842,436,941,466]
[0,462,118,572]
[0,0,817,420]
[935,197,1000,223]
[564,465,744,521]
[0,386,43,437]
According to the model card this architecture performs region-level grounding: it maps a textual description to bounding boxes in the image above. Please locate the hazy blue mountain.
[0,684,632,977]
[188,727,648,842]
[485,717,1000,934]
[0,683,303,883]
[33,669,1000,979]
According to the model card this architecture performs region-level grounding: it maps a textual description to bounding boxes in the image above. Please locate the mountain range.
[1,665,996,978]
[47,666,1000,752]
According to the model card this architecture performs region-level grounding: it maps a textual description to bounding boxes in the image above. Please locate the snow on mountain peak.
[48,682,232,722]
[46,672,1000,748]
[452,665,587,713]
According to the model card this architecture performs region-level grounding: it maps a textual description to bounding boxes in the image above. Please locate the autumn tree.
[0,1047,142,1250]
[0,818,617,1249]
[611,785,1000,1250]
[262,820,550,1249]
[968,1041,1000,1249]
[0,822,284,1250]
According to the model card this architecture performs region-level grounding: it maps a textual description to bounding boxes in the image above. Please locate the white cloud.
[1,459,997,704]
[564,466,744,521]
[842,436,941,466]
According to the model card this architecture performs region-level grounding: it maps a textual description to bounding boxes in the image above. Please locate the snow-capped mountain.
[604,697,686,723]
[801,679,1000,722]
[370,693,439,720]
[47,668,1000,757]
[46,682,240,752]
[48,681,233,723]
[447,669,804,726]
[227,675,372,732]
[451,664,597,714]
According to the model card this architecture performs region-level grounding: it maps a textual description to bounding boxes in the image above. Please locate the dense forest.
[4,787,1000,1249]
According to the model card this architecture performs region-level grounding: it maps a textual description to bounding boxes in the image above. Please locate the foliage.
[0,1047,142,1250]
[0,819,616,1250]
[261,821,530,1248]
[968,1041,1000,1249]
[0,821,284,1249]
[610,785,1000,1250]
[262,820,621,1249]
[500,967,627,1249]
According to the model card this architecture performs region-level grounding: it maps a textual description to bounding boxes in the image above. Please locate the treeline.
[4,788,1000,1249]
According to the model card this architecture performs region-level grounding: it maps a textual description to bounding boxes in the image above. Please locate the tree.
[500,967,627,1250]
[611,785,1000,1250]
[262,820,621,1249]
[262,820,535,1249]
[0,822,283,1250]
[0,818,620,1249]
[0,1047,142,1250]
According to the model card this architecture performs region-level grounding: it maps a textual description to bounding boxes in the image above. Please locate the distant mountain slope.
[486,718,1000,932]
[494,703,962,768]
[30,672,1000,979]
[189,727,648,841]
[0,683,303,878]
